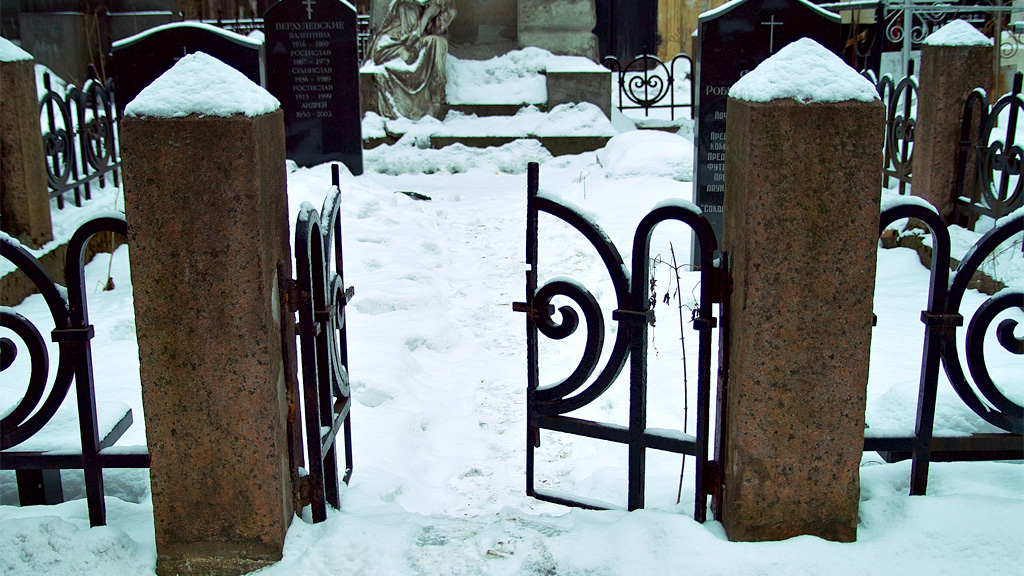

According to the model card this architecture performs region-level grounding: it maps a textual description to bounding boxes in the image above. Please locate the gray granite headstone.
[693,0,841,261]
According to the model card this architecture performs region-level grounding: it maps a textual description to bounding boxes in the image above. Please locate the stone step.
[443,103,547,117]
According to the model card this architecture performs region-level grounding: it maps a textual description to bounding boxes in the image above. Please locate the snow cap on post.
[729,38,878,103]
[125,51,279,118]
[0,36,33,62]
[923,19,993,46]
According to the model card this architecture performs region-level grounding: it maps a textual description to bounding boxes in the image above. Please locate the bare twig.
[670,243,690,504]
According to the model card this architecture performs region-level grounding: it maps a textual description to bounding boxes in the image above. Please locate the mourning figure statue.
[364,0,457,120]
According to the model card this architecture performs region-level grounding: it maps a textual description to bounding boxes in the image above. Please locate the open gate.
[515,162,725,521]
[283,164,355,523]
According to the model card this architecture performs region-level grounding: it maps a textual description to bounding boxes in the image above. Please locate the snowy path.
[2,146,1021,574]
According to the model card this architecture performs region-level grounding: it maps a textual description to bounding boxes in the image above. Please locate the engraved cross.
[303,0,316,20]
[761,15,783,53]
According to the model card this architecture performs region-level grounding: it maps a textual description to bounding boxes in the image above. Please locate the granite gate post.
[119,53,294,575]
[719,39,884,542]
[913,20,993,219]
[0,38,53,249]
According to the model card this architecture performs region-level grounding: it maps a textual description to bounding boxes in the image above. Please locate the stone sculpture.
[364,0,457,120]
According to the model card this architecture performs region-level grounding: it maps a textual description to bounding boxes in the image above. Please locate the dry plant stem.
[671,242,689,504]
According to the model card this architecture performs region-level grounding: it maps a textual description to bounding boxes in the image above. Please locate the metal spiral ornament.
[942,210,1024,434]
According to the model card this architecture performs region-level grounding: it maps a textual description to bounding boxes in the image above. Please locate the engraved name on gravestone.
[112,22,263,118]
[693,0,841,260]
[265,0,363,175]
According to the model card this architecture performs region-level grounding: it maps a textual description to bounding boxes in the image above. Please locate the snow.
[373,103,615,139]
[111,21,261,51]
[730,39,879,103]
[597,130,693,181]
[701,0,839,23]
[124,52,279,118]
[441,48,608,106]
[0,36,32,62]
[924,19,994,47]
[2,49,1023,576]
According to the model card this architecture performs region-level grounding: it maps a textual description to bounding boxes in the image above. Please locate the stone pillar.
[720,39,884,543]
[1,40,53,249]
[518,0,599,60]
[119,54,294,576]
[914,20,994,219]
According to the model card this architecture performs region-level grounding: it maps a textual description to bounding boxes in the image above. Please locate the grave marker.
[112,22,263,118]
[265,0,363,175]
[693,0,841,259]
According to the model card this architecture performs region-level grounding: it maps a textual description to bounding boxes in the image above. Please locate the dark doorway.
[595,0,658,61]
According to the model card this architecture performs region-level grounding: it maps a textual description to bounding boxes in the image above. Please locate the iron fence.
[39,64,120,210]
[516,162,723,520]
[1,215,149,527]
[952,71,1024,230]
[864,60,917,195]
[603,53,694,121]
[284,164,354,523]
[869,198,1023,494]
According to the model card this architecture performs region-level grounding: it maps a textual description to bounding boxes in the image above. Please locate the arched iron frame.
[1,214,149,527]
[515,163,724,521]
[867,198,1023,494]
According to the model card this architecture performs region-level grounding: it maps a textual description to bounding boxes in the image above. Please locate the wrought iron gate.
[871,198,1023,493]
[283,164,355,523]
[1,215,148,527]
[516,163,724,521]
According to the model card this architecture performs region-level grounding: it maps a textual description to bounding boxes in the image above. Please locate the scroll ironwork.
[39,64,120,210]
[952,72,1024,230]
[1,215,149,527]
[603,53,694,121]
[286,164,355,523]
[868,198,1022,494]
[516,162,723,521]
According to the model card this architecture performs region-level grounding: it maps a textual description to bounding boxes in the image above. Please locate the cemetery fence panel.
[952,72,1024,230]
[863,61,916,195]
[1,214,149,528]
[868,198,1023,495]
[39,65,120,210]
[516,163,724,522]
[284,164,355,523]
[603,52,694,121]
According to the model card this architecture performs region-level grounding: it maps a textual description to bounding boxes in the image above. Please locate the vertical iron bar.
[525,162,540,497]
[66,230,106,527]
[627,246,649,512]
[692,246,718,523]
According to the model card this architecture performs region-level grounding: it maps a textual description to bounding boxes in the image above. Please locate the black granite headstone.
[265,0,363,175]
[693,0,841,260]
[112,22,263,118]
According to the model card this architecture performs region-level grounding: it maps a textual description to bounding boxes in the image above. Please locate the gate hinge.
[702,459,722,496]
[281,279,310,312]
[711,253,731,304]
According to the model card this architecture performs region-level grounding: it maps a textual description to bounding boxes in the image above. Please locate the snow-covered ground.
[2,46,1022,575]
[2,130,1021,575]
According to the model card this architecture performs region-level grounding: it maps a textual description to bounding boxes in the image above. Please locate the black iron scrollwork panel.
[864,61,917,195]
[603,53,694,121]
[953,72,1024,229]
[39,64,120,210]
[290,164,354,524]
[870,199,1022,496]
[516,162,722,521]
[1,215,149,527]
